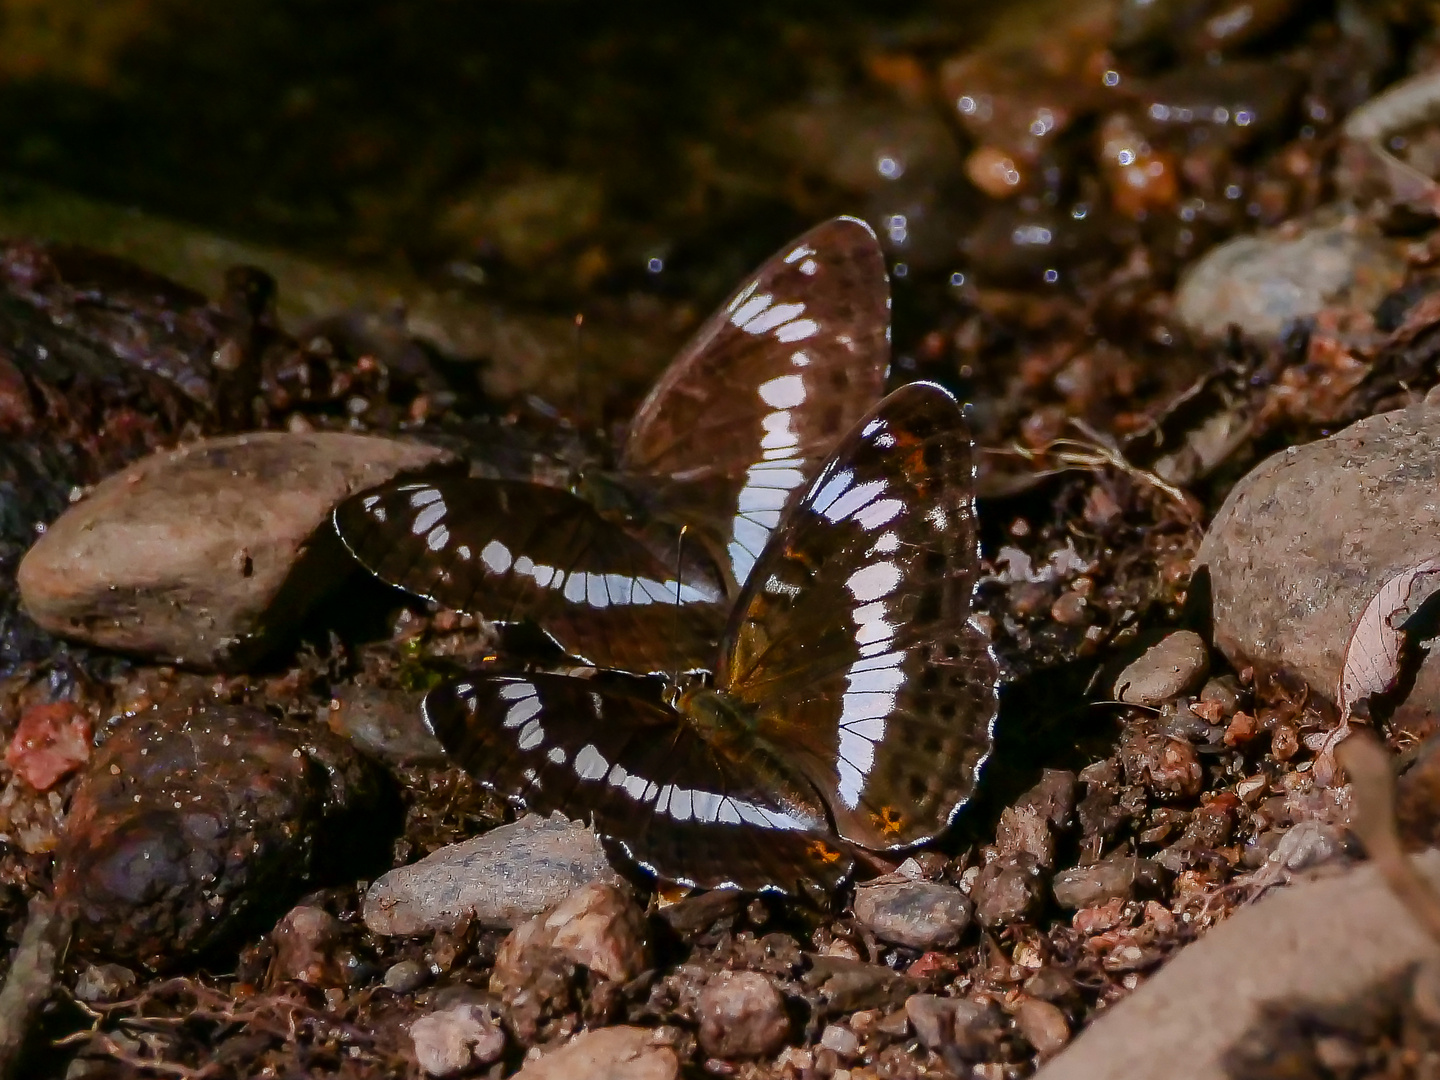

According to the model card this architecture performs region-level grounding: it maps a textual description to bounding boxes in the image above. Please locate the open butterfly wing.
[333,478,727,673]
[621,216,890,590]
[716,382,999,852]
[424,673,855,893]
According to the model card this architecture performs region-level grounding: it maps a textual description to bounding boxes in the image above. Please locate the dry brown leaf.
[1338,556,1440,720]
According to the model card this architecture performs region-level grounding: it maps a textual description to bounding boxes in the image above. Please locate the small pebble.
[1175,215,1405,341]
[1014,996,1070,1057]
[819,1024,860,1059]
[852,879,973,950]
[384,959,428,993]
[1199,676,1241,714]
[1050,591,1088,625]
[1114,632,1209,706]
[72,962,137,1004]
[905,994,1003,1057]
[409,1004,506,1077]
[492,882,648,997]
[971,853,1045,927]
[271,905,343,987]
[1023,967,1075,1002]
[1052,853,1140,910]
[697,971,791,1060]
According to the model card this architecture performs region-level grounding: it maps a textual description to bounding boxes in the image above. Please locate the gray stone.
[1052,854,1140,910]
[1195,402,1440,726]
[383,959,427,993]
[17,432,457,669]
[818,1024,860,1058]
[852,879,973,950]
[364,813,623,935]
[409,1003,505,1077]
[512,1026,679,1080]
[971,853,1046,927]
[1175,214,1405,341]
[1115,632,1210,706]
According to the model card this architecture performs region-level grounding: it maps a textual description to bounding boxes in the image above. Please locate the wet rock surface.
[18,431,458,668]
[53,704,379,967]
[1197,401,1440,724]
[363,813,624,935]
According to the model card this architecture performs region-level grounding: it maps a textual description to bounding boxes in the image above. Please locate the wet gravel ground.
[5,2,1440,1078]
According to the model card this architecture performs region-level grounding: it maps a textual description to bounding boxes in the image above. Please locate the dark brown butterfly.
[333,217,889,673]
[423,382,1000,894]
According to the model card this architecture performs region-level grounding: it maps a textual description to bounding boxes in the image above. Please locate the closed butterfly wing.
[333,478,727,673]
[622,216,890,591]
[423,672,855,893]
[715,382,999,852]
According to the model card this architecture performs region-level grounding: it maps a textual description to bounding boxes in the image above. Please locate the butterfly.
[422,381,1000,895]
[332,216,890,674]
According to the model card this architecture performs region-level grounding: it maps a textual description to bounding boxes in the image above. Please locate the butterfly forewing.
[333,478,727,673]
[621,216,890,590]
[424,673,856,893]
[716,382,999,852]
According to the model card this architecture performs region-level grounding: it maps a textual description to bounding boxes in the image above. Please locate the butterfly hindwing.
[716,382,999,852]
[332,478,727,672]
[423,672,856,892]
[621,216,890,590]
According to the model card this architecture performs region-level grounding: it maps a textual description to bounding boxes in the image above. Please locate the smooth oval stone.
[1195,402,1440,728]
[1115,632,1209,706]
[18,431,458,669]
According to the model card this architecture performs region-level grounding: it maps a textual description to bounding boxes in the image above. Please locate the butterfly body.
[422,381,1001,894]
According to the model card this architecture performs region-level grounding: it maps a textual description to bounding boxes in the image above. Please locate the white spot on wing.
[573,744,609,780]
[481,539,512,573]
[758,373,806,409]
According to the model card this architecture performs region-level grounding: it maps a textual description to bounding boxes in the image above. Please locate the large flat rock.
[1036,851,1440,1080]
[18,431,457,668]
[363,813,624,935]
[1195,401,1440,724]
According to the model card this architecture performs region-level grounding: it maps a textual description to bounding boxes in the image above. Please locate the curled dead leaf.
[1338,557,1440,720]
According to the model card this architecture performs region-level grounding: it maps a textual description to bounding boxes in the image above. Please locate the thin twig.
[995,424,1199,520]
[1337,728,1440,945]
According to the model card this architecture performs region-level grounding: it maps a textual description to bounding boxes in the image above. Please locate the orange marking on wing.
[806,839,844,865]
[870,805,907,838]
